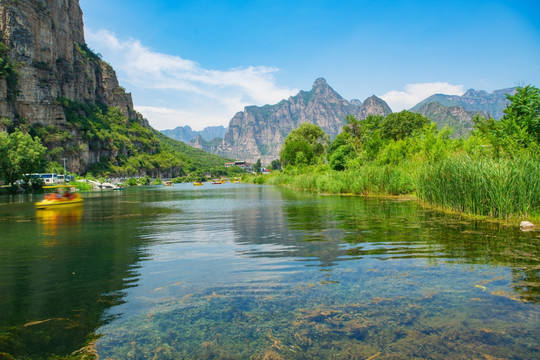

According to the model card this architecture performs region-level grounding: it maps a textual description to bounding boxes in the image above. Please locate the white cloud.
[379,82,466,112]
[85,29,297,130]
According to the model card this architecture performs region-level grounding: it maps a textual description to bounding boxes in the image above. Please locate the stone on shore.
[519,221,535,231]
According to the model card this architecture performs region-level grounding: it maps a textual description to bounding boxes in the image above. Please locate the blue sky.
[79,0,540,130]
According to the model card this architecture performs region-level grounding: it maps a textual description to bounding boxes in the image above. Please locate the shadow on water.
[0,184,538,359]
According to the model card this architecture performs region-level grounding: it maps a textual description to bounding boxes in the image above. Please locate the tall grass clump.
[417,155,540,218]
[246,162,417,196]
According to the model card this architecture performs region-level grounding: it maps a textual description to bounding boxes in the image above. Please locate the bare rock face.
[216,78,392,163]
[0,0,136,119]
[0,0,145,171]
[412,102,481,138]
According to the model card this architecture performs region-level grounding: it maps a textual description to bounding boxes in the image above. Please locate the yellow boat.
[35,185,83,209]
[193,181,203,186]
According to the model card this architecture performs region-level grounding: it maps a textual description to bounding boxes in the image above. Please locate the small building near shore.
[225,161,252,171]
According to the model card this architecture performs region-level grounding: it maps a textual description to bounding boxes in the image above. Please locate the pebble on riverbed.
[519,221,535,231]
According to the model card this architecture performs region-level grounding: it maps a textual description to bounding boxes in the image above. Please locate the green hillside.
[3,98,230,179]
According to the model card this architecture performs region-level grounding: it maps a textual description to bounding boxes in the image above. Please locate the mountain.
[411,88,516,120]
[412,102,482,138]
[0,0,140,126]
[0,0,225,176]
[203,78,391,163]
[161,125,227,143]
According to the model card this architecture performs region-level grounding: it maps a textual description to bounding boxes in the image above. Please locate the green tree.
[342,114,383,151]
[329,143,354,170]
[270,159,281,170]
[328,131,352,155]
[0,130,46,185]
[472,85,540,156]
[502,85,540,144]
[380,111,430,141]
[254,159,262,173]
[280,123,328,166]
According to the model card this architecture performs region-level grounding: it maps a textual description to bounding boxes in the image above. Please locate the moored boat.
[193,181,203,186]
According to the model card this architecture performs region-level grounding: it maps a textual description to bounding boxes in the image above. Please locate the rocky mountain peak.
[198,78,392,163]
[310,77,342,99]
[361,95,393,115]
[312,77,329,90]
[350,99,362,107]
[463,89,488,98]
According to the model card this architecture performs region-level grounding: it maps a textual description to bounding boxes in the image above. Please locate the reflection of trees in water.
[231,187,539,304]
[3,185,537,358]
[0,192,164,359]
[230,188,432,268]
[512,267,539,303]
[428,220,540,304]
[229,188,349,268]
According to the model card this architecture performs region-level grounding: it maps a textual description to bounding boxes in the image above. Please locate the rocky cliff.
[410,88,516,120]
[412,102,482,138]
[207,78,391,163]
[0,0,147,172]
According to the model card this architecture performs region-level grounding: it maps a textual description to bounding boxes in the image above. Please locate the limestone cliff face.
[215,78,392,163]
[412,101,481,138]
[0,0,146,171]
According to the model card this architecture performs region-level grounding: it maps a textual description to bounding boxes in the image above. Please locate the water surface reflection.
[0,184,538,359]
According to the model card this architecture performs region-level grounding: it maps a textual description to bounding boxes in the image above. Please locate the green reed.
[416,155,540,218]
[248,154,539,219]
[250,163,417,196]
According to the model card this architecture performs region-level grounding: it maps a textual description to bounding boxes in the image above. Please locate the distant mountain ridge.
[161,84,517,163]
[412,102,482,138]
[200,78,391,163]
[161,125,227,143]
[410,87,516,120]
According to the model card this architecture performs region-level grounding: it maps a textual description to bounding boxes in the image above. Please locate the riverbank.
[245,155,540,223]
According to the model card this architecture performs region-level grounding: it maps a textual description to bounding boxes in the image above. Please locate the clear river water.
[0,183,538,359]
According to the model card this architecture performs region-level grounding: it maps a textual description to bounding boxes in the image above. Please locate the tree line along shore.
[246,85,540,221]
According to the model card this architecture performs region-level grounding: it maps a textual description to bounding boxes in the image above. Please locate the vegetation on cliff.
[52,98,229,178]
[248,85,540,219]
[0,98,230,186]
[0,40,20,103]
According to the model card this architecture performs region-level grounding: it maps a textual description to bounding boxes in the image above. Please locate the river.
[0,183,538,359]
